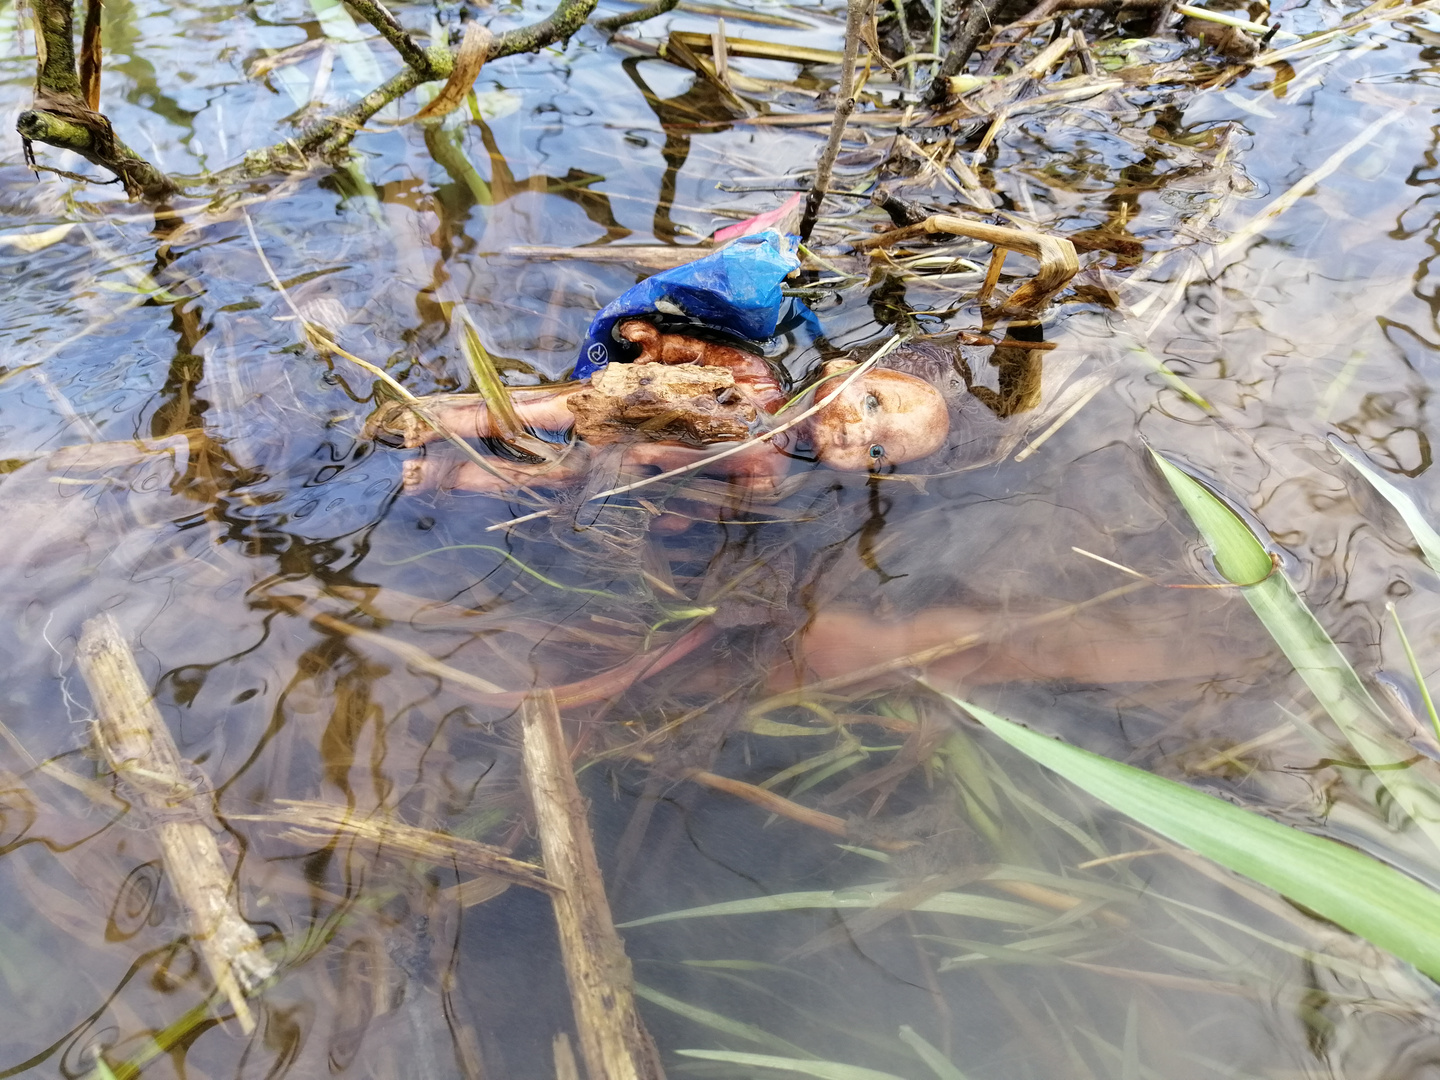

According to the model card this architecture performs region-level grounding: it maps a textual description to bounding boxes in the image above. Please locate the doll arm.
[402,437,789,498]
[365,388,582,448]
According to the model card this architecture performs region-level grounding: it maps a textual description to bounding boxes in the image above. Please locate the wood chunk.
[567,362,757,447]
[76,613,275,1034]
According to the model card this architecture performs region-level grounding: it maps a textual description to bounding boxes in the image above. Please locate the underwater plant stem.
[520,692,667,1080]
[799,0,866,243]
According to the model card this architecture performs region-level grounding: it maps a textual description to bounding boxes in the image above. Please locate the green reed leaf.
[619,888,1048,929]
[1331,437,1440,575]
[675,1050,909,1080]
[899,1025,970,1080]
[957,699,1440,982]
[1151,450,1440,853]
[1389,601,1440,742]
[456,307,525,438]
[634,984,811,1057]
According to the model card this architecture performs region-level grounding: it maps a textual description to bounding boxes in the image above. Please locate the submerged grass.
[955,699,1440,980]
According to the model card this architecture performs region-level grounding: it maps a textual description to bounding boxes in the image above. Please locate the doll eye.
[868,444,884,460]
[864,393,880,412]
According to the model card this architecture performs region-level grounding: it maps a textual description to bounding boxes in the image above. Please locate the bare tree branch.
[237,0,601,174]
[20,0,601,192]
[20,0,176,199]
[799,0,866,243]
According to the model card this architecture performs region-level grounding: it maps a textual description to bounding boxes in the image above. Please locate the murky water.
[4,0,1440,1075]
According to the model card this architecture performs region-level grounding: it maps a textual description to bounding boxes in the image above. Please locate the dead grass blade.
[400,21,492,124]
[80,0,103,110]
[233,799,557,893]
[456,305,528,443]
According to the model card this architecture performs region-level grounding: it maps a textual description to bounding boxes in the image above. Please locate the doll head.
[808,359,949,471]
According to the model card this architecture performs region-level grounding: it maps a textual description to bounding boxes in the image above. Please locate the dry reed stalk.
[501,245,863,274]
[76,614,275,1034]
[854,215,1078,314]
[520,691,666,1080]
[232,798,556,894]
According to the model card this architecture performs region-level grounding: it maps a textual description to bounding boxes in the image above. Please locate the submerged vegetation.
[4,0,1440,1074]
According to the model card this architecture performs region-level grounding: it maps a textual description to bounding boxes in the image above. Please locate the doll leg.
[779,600,1270,693]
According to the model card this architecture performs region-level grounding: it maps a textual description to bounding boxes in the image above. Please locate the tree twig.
[342,0,438,76]
[19,0,177,199]
[236,0,601,172]
[924,0,1011,104]
[798,0,867,244]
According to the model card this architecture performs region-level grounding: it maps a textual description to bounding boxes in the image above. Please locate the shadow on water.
[6,0,1440,1076]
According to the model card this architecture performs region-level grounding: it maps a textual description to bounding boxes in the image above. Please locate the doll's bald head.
[809,360,949,471]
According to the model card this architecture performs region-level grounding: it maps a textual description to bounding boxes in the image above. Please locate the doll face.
[810,361,949,471]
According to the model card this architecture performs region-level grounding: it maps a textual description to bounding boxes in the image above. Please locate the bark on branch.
[593,0,680,34]
[342,0,438,77]
[21,0,601,193]
[20,0,177,199]
[799,0,866,243]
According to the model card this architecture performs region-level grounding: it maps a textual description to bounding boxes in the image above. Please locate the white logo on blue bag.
[587,343,607,365]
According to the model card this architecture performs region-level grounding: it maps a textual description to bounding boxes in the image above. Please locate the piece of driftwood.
[76,614,275,1033]
[568,362,757,446]
[520,691,665,1080]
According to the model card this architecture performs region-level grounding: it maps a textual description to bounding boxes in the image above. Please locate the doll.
[367,318,952,498]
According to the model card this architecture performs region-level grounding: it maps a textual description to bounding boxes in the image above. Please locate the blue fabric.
[573,230,817,379]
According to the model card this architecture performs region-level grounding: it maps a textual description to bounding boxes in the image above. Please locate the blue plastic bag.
[573,230,818,380]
